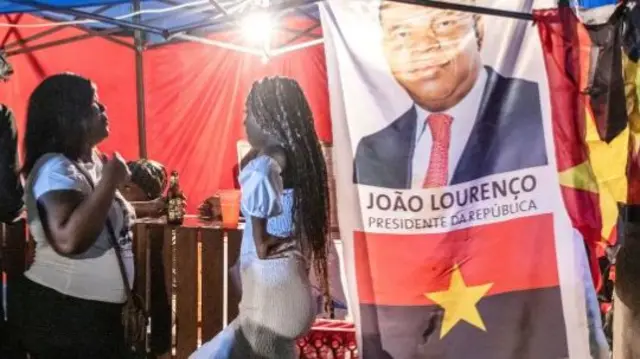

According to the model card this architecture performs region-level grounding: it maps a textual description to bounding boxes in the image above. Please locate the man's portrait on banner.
[353,0,548,189]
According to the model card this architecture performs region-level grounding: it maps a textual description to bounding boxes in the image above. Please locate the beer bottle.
[166,170,185,225]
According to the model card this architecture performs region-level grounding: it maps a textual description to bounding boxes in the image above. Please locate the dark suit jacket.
[353,67,548,188]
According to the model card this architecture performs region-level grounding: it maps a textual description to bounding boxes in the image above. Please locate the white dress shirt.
[411,68,489,188]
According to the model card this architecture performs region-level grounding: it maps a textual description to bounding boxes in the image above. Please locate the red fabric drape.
[144,40,331,211]
[0,14,331,212]
[0,14,139,159]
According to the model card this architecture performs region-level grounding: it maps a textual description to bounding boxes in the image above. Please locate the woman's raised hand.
[102,152,131,186]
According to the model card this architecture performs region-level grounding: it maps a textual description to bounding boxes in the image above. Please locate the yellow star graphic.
[425,264,493,339]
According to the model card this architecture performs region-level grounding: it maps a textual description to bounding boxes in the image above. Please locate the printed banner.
[320,1,593,358]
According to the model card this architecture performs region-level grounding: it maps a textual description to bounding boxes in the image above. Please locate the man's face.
[380,1,483,112]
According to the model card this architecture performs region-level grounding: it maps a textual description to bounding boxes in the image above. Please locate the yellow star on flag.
[425,264,493,339]
[558,161,598,194]
[583,108,628,240]
[556,101,629,245]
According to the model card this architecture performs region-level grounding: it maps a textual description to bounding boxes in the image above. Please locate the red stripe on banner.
[354,214,559,306]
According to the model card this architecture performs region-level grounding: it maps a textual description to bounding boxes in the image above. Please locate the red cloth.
[534,7,603,289]
[143,38,330,212]
[422,113,453,188]
[0,14,138,160]
[0,14,330,213]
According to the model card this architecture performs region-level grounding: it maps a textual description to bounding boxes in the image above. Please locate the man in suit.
[351,2,555,358]
[353,0,548,189]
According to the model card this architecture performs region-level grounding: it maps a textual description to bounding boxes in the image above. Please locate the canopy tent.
[0,0,621,212]
[0,0,324,162]
[0,8,328,212]
[0,0,322,49]
[0,0,617,57]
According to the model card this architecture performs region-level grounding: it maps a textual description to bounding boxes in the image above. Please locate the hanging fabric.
[584,4,628,142]
[536,6,604,287]
[621,1,640,60]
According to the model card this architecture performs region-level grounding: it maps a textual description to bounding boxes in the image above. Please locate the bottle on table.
[166,170,185,225]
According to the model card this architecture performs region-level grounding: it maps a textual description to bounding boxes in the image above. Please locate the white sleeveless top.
[24,153,135,303]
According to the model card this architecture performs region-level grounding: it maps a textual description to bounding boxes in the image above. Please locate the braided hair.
[246,76,332,315]
[127,159,168,200]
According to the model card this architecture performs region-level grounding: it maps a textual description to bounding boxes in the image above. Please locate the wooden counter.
[133,216,243,358]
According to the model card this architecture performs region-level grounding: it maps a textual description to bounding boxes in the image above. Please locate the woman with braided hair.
[191,76,331,359]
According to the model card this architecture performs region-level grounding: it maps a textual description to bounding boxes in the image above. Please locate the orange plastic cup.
[219,189,241,229]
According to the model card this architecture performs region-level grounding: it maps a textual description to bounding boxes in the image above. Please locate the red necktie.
[422,113,453,188]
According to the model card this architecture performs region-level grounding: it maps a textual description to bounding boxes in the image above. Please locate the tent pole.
[167,0,318,35]
[7,28,126,56]
[133,0,148,159]
[13,0,168,36]
[392,0,534,20]
[168,0,534,36]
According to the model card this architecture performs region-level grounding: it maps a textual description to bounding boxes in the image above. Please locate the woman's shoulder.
[31,153,76,178]
[27,153,87,197]
[242,154,283,177]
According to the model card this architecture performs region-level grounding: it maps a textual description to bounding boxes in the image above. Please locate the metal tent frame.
[2,0,324,58]
[0,0,325,157]
[0,0,598,156]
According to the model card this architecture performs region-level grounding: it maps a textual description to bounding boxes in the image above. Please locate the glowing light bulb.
[241,12,272,45]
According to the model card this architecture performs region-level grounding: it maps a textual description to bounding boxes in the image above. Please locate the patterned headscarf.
[127,159,168,200]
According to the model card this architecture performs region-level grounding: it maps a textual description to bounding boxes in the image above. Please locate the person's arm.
[250,217,294,259]
[248,146,292,260]
[229,261,242,295]
[38,154,129,256]
[0,106,24,223]
[130,197,165,218]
